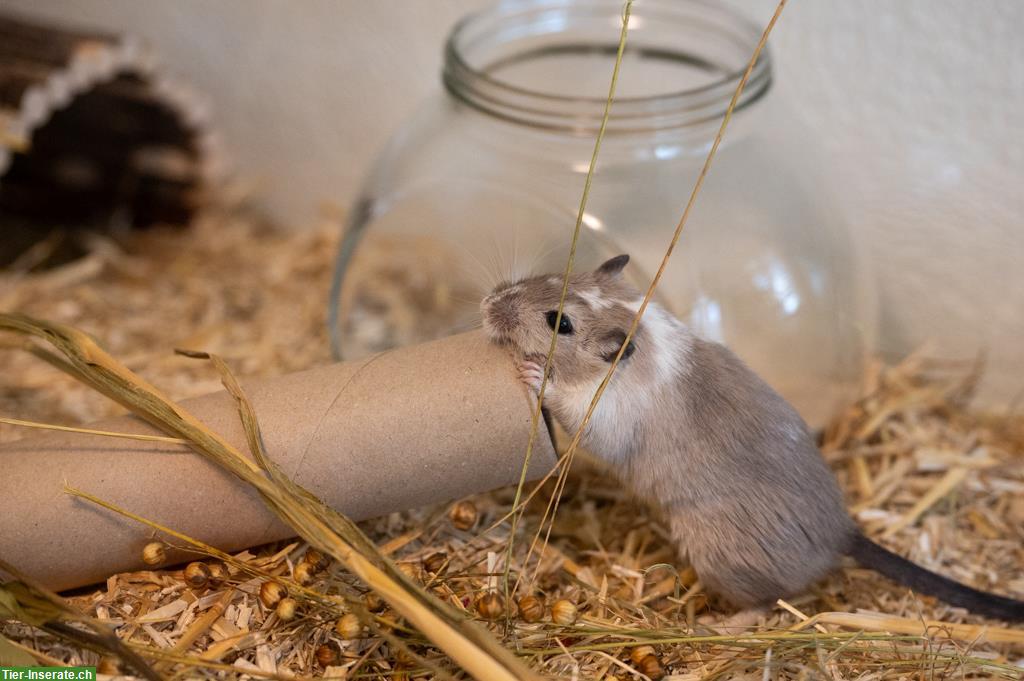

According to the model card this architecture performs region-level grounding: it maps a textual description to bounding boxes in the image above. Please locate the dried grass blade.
[510,0,635,598]
[0,313,539,681]
[0,416,187,444]
[527,0,789,588]
[795,610,1024,645]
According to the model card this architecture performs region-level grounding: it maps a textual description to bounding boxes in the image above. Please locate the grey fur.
[481,256,855,607]
[633,338,854,606]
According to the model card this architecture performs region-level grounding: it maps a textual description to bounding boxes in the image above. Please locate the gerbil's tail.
[849,533,1024,622]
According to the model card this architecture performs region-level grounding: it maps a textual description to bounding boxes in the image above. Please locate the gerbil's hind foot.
[515,355,548,393]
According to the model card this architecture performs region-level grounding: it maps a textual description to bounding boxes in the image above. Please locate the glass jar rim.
[443,0,772,134]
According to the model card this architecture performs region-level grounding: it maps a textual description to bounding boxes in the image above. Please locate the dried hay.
[1,203,1022,679]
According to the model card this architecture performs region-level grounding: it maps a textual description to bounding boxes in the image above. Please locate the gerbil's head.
[481,255,643,382]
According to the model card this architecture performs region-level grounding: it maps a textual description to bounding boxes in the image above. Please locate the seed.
[141,542,165,566]
[259,581,287,608]
[550,599,577,625]
[629,645,656,665]
[517,595,545,623]
[293,561,315,586]
[335,613,362,639]
[475,592,505,620]
[275,597,298,621]
[207,562,228,588]
[422,551,448,575]
[364,591,385,612]
[302,547,329,573]
[637,654,665,680]
[315,644,338,667]
[448,500,478,531]
[183,562,210,589]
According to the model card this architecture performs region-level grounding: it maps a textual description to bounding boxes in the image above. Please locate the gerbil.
[481,254,1024,620]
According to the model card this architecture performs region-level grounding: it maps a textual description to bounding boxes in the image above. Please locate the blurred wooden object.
[0,12,224,267]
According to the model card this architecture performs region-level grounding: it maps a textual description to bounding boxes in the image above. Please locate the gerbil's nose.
[480,294,498,320]
[481,293,518,340]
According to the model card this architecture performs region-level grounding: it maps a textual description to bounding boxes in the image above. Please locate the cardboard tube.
[0,331,556,591]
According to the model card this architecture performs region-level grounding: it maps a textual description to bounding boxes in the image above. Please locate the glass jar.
[329,0,876,428]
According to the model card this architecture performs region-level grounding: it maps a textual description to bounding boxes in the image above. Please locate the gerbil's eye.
[545,310,574,335]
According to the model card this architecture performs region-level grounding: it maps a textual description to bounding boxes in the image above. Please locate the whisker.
[451,240,500,291]
[449,317,484,334]
[451,293,486,307]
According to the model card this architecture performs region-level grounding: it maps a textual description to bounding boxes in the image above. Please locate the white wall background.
[3,0,1023,402]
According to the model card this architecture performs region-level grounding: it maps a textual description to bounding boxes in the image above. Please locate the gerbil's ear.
[596,254,629,278]
[600,330,636,363]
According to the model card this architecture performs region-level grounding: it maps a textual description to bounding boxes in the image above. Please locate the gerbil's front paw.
[516,356,548,394]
